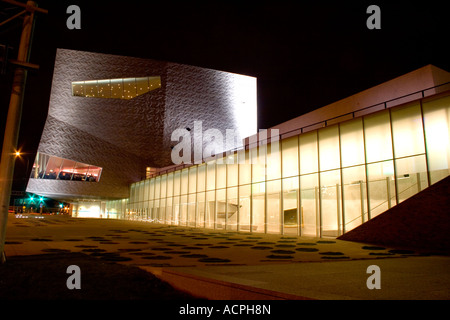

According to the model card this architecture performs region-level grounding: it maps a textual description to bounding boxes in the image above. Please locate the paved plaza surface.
[3,213,450,300]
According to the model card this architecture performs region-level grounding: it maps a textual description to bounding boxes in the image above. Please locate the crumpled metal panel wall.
[26,49,257,200]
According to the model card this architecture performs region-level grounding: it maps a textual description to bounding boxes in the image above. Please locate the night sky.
[1,0,449,191]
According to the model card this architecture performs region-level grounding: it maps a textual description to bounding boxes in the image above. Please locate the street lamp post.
[0,1,47,263]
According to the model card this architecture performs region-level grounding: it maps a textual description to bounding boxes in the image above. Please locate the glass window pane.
[252,182,265,233]
[188,194,196,227]
[32,153,46,179]
[166,172,174,197]
[110,78,122,98]
[227,155,238,187]
[44,156,63,179]
[251,145,266,183]
[367,161,396,218]
[60,159,76,180]
[391,102,425,158]
[166,197,173,224]
[206,161,216,191]
[216,163,227,189]
[267,142,281,181]
[173,171,181,196]
[123,77,137,99]
[188,167,197,194]
[144,180,149,202]
[172,197,179,225]
[154,176,161,199]
[159,199,166,223]
[180,195,187,226]
[299,131,318,175]
[136,77,150,95]
[160,174,167,199]
[148,76,162,91]
[239,184,251,231]
[206,190,215,229]
[342,165,367,232]
[283,177,299,235]
[130,184,136,204]
[319,125,340,171]
[216,189,226,229]
[227,187,238,231]
[72,81,84,97]
[73,77,160,100]
[149,178,155,200]
[282,136,299,178]
[197,192,205,227]
[340,118,365,167]
[153,199,160,223]
[37,154,102,182]
[87,166,102,182]
[320,170,341,237]
[97,79,111,98]
[423,95,450,184]
[84,80,98,98]
[267,180,281,233]
[140,181,146,203]
[238,150,251,185]
[364,110,393,163]
[72,161,89,181]
[395,155,428,203]
[300,173,319,236]
[180,168,189,195]
[197,164,206,192]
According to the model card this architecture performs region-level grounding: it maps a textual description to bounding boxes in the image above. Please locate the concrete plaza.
[3,213,450,300]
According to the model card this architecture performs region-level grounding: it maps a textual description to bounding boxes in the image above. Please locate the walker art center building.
[26,49,450,239]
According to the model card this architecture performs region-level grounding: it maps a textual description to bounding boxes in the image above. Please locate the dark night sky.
[1,0,449,191]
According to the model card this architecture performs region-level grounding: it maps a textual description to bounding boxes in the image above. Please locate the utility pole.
[0,0,47,263]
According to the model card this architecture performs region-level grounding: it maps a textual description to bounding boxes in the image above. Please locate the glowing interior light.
[71,76,161,100]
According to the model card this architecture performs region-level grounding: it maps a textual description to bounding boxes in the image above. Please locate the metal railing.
[144,81,450,180]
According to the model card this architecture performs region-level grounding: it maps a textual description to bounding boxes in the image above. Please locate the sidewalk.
[145,256,450,300]
[3,213,449,300]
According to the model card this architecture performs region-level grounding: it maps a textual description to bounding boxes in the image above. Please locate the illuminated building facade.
[26,50,450,237]
[122,65,450,236]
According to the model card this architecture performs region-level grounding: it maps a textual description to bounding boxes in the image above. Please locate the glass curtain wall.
[127,93,450,237]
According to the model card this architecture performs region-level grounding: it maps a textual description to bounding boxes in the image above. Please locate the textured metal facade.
[26,49,257,200]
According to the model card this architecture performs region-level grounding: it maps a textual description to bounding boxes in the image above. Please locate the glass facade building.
[119,92,450,237]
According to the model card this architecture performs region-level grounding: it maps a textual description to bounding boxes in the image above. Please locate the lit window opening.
[72,76,161,100]
[30,152,103,182]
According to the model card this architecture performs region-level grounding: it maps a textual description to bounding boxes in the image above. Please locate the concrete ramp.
[338,176,450,254]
